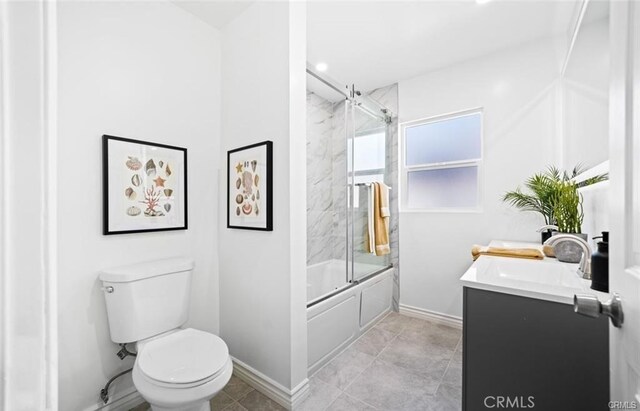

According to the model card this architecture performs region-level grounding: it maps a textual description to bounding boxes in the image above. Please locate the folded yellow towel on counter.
[471,245,544,261]
[542,244,556,258]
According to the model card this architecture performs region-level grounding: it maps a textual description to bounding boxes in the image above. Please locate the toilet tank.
[99,258,195,343]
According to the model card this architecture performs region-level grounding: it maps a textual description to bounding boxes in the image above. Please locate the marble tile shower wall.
[307,92,335,265]
[331,100,348,262]
[307,84,399,310]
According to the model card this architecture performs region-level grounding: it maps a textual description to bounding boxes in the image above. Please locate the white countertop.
[460,240,610,305]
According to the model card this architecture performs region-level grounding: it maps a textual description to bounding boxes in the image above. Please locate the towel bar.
[354,182,392,190]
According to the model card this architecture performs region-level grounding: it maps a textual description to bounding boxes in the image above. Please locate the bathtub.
[306,259,393,374]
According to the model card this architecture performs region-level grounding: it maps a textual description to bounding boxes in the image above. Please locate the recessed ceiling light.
[315,62,328,72]
[476,0,492,4]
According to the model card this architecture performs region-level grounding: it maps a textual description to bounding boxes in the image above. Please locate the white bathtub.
[306,261,393,374]
[307,259,389,305]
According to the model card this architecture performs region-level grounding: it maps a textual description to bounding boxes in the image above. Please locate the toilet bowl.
[132,328,233,411]
[99,258,233,411]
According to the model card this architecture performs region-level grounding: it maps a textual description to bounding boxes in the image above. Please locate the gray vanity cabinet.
[463,287,609,411]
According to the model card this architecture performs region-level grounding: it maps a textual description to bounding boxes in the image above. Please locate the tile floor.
[131,312,462,411]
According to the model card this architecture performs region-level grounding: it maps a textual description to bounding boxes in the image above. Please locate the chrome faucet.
[543,234,592,279]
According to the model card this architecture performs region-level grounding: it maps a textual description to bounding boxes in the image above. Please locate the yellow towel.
[542,244,556,258]
[366,183,390,256]
[379,182,390,218]
[471,245,544,261]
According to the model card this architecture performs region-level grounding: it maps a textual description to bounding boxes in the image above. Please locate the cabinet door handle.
[574,293,624,328]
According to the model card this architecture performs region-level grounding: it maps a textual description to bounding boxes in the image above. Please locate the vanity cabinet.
[463,287,609,411]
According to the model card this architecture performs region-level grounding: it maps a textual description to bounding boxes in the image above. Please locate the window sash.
[399,108,483,212]
[353,128,386,173]
[403,111,482,167]
[353,168,385,176]
[404,158,481,171]
[403,163,482,211]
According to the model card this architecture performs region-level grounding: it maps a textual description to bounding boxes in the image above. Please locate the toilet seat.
[133,356,233,410]
[137,328,229,389]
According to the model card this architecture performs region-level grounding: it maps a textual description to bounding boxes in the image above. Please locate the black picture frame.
[227,141,273,231]
[102,134,188,235]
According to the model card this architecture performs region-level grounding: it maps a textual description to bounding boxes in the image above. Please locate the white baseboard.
[81,386,145,411]
[399,304,463,329]
[82,358,311,411]
[231,357,310,410]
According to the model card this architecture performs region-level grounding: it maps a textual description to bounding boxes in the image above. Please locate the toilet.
[100,258,232,411]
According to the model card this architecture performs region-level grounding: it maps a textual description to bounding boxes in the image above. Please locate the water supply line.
[100,368,133,404]
[99,343,137,404]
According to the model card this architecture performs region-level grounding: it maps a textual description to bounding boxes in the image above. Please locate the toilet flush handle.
[101,286,114,293]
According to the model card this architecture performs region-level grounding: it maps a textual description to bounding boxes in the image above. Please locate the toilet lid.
[138,328,229,384]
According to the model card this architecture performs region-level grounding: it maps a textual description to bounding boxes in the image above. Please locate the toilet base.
[150,401,210,411]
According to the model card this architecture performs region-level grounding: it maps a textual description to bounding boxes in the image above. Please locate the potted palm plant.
[502,169,559,243]
[553,181,584,234]
[550,180,588,262]
[502,165,607,244]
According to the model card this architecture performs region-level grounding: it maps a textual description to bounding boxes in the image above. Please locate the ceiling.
[171,0,582,99]
[307,0,581,93]
[171,0,254,29]
[583,0,609,24]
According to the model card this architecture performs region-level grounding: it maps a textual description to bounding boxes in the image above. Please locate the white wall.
[56,2,221,409]
[398,37,565,318]
[563,16,609,169]
[581,184,610,249]
[219,1,308,392]
[1,2,58,410]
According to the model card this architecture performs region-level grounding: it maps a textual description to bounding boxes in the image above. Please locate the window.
[352,129,385,207]
[400,110,482,211]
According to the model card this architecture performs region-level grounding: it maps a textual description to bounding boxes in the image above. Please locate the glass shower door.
[305,72,352,304]
[347,98,392,283]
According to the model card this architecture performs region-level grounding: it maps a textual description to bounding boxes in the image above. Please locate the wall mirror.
[562,0,609,174]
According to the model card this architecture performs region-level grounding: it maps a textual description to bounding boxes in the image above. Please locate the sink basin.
[479,258,583,290]
[461,253,586,304]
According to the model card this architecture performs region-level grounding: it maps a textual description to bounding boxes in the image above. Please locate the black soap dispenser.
[590,231,609,293]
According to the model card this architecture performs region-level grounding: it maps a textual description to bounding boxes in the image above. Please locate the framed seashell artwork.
[227,140,273,231]
[102,135,187,234]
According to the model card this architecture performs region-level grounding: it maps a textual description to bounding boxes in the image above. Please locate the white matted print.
[103,135,187,234]
[227,141,273,231]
